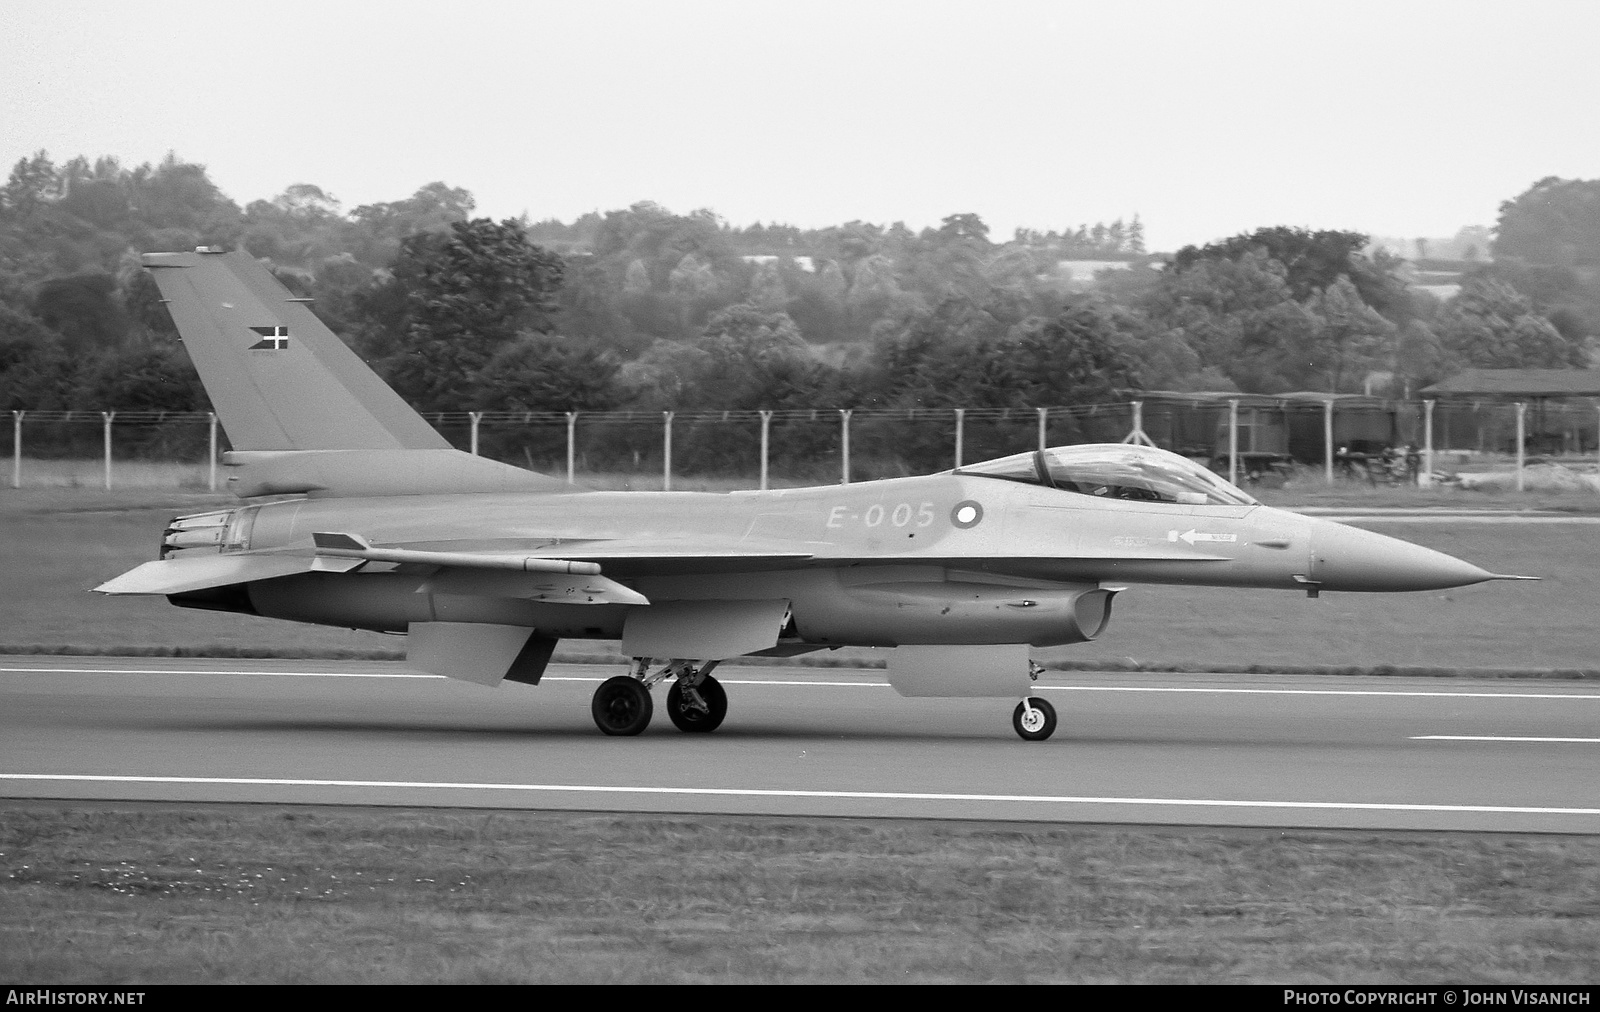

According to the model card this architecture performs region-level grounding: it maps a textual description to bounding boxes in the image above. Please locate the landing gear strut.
[589,658,728,736]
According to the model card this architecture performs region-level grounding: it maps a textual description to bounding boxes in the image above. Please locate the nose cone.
[1309,520,1495,592]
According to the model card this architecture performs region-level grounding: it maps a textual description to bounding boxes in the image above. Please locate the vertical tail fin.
[146,248,566,498]
[143,248,450,451]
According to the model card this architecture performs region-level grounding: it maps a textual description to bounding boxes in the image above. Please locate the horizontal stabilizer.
[94,554,314,596]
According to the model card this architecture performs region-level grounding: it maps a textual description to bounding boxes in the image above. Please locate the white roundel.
[951,500,984,529]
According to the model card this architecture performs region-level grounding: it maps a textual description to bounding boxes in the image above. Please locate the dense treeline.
[1,150,1595,473]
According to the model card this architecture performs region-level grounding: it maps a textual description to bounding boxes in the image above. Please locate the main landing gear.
[591,658,727,736]
[1012,660,1056,742]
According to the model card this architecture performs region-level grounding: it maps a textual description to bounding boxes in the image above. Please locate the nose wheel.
[1012,696,1056,741]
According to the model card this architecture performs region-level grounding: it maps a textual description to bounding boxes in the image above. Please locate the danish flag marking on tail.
[249,325,289,350]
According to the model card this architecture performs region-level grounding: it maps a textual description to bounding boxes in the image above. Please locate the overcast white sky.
[2,0,1596,251]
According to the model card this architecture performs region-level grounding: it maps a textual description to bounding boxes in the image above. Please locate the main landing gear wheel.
[1012,697,1057,742]
[592,675,653,736]
[666,675,727,733]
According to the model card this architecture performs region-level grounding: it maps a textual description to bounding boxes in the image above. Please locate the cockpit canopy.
[954,444,1258,507]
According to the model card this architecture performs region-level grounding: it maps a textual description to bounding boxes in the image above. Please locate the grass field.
[3,479,1596,673]
[3,806,1598,984]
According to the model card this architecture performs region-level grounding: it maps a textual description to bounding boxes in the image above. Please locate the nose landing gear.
[1012,696,1057,741]
[590,657,728,736]
[1012,660,1056,741]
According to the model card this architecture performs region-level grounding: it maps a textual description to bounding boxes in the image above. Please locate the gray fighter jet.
[96,249,1529,740]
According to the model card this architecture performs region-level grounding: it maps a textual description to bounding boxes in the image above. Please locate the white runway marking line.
[1049,686,1600,700]
[1413,735,1600,743]
[1322,516,1600,524]
[0,666,443,679]
[4,773,1599,817]
[5,667,1600,699]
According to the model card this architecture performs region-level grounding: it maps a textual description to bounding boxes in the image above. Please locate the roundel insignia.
[950,500,984,529]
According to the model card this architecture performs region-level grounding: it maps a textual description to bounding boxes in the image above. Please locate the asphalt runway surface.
[4,656,1599,833]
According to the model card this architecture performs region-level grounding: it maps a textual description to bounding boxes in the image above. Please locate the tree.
[1144,248,1317,391]
[0,151,60,218]
[935,213,991,245]
[472,334,622,413]
[1006,300,1144,406]
[72,333,206,412]
[379,218,565,412]
[1493,177,1600,269]
[1301,275,1395,391]
[786,259,847,344]
[1169,226,1406,316]
[746,260,787,312]
[1435,278,1583,369]
[0,304,75,410]
[1394,319,1452,395]
[846,254,920,340]
[32,273,128,352]
[345,182,475,267]
[1477,180,1600,341]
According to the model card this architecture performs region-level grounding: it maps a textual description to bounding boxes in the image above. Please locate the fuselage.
[170,459,1497,649]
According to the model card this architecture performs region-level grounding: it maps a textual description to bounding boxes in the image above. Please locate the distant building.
[1055,260,1135,283]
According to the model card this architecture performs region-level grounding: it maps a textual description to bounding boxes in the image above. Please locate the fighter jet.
[96,249,1530,740]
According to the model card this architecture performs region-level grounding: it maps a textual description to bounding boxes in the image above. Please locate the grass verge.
[3,806,1598,984]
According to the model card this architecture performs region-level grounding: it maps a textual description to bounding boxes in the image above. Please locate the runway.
[5,656,1599,833]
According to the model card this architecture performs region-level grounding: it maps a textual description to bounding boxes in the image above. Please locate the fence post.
[1323,398,1335,484]
[1515,401,1526,492]
[1422,399,1435,488]
[102,411,115,491]
[10,410,21,489]
[1227,398,1240,487]
[759,410,773,491]
[953,408,965,469]
[207,412,218,492]
[566,412,578,484]
[1122,400,1156,446]
[663,411,674,492]
[839,409,852,485]
[469,411,483,456]
[1036,407,1048,451]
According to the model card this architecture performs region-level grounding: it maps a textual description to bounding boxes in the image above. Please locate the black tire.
[665,675,727,733]
[1012,697,1057,741]
[592,676,653,736]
